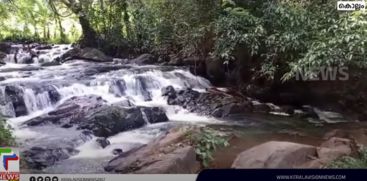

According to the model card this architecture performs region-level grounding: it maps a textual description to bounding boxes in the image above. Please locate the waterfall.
[23,88,53,113]
[0,44,217,173]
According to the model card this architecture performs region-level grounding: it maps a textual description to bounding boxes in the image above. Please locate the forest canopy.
[0,0,366,81]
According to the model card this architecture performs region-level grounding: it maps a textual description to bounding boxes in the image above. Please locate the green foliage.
[188,127,229,167]
[1,0,367,82]
[129,0,221,56]
[282,1,367,81]
[213,3,264,61]
[0,117,15,147]
[328,148,367,168]
[0,0,80,43]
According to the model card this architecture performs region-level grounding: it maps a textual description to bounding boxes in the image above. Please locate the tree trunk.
[57,17,66,43]
[78,15,98,48]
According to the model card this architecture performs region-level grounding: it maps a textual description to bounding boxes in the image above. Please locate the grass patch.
[328,148,367,168]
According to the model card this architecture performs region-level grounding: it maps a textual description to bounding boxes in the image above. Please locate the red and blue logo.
[0,148,20,181]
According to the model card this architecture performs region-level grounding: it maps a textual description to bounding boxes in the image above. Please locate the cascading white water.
[23,88,53,113]
[0,45,218,173]
[3,44,72,64]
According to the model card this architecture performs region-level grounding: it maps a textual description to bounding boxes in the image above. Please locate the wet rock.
[313,108,347,123]
[18,54,33,64]
[0,42,11,54]
[35,45,53,50]
[221,103,252,117]
[24,95,161,137]
[79,48,113,62]
[112,99,134,107]
[60,48,113,63]
[231,141,317,168]
[135,76,152,101]
[0,66,42,73]
[46,86,61,103]
[301,105,318,118]
[108,80,126,97]
[280,105,295,115]
[96,138,111,149]
[212,103,251,118]
[251,101,271,113]
[293,109,308,118]
[161,86,251,118]
[131,54,157,65]
[113,149,124,155]
[161,86,176,98]
[24,95,106,126]
[0,51,6,61]
[41,61,61,67]
[79,106,146,137]
[140,107,169,124]
[22,146,79,170]
[60,48,79,61]
[113,58,128,64]
[4,85,27,117]
[61,123,73,128]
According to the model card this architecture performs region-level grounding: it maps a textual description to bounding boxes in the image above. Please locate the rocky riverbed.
[1,43,366,173]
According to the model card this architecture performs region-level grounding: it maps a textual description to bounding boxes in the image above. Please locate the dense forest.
[1,0,367,172]
[1,0,366,81]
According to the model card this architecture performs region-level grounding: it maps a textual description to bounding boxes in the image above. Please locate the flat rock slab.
[231,141,317,168]
[105,128,200,174]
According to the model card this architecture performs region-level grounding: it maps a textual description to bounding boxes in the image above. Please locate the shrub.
[328,148,367,168]
[188,127,229,167]
[0,117,15,147]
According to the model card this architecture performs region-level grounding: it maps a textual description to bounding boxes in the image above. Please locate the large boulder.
[96,138,111,149]
[105,128,200,173]
[135,146,198,174]
[3,85,28,117]
[17,54,33,64]
[317,137,358,163]
[323,129,367,146]
[140,107,169,124]
[0,51,6,61]
[0,43,11,54]
[24,95,106,126]
[161,86,176,99]
[161,86,252,118]
[78,106,146,137]
[130,54,157,65]
[231,141,317,168]
[24,95,169,137]
[22,145,79,170]
[60,48,113,63]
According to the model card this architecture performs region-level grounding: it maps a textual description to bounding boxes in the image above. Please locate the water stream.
[1,44,366,173]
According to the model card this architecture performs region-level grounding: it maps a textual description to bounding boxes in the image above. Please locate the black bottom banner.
[197,169,367,181]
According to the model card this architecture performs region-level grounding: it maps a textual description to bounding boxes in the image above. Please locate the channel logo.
[0,148,19,181]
